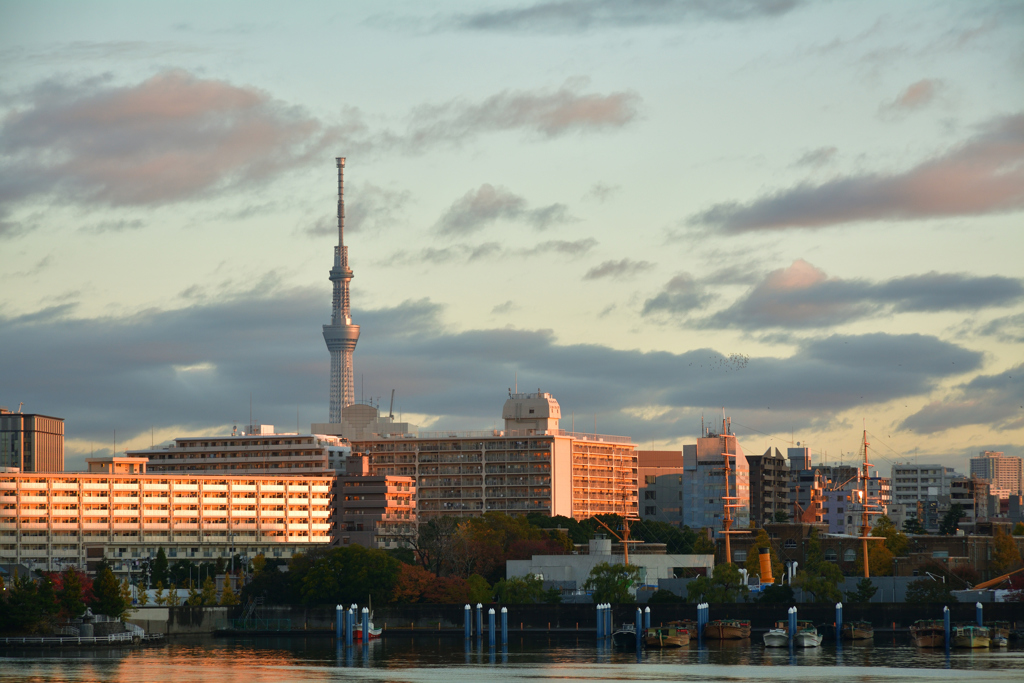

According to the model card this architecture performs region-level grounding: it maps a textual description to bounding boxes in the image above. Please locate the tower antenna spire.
[323,157,361,423]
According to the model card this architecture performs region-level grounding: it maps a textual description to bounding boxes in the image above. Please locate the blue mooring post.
[361,608,369,643]
[606,604,613,639]
[464,604,471,639]
[943,606,951,652]
[788,607,796,649]
[644,606,650,631]
[501,607,508,645]
[488,609,496,648]
[346,609,353,646]
[976,602,983,627]
[836,602,843,645]
[635,607,642,650]
[476,603,483,638]
[336,604,343,641]
[596,603,603,639]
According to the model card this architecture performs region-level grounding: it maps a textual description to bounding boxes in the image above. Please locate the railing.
[0,631,135,645]
[407,428,633,444]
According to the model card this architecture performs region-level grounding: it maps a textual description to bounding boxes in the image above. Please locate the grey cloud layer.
[453,0,803,32]
[383,238,597,266]
[689,112,1024,232]
[642,273,713,315]
[0,290,983,460]
[583,258,652,280]
[434,184,572,235]
[901,362,1024,434]
[304,183,412,238]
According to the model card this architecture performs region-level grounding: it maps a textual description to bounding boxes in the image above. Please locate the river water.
[3,635,1024,683]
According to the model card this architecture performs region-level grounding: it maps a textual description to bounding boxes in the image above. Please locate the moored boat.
[991,621,1010,647]
[353,617,382,642]
[842,620,874,641]
[910,620,945,648]
[644,624,689,648]
[794,620,822,648]
[951,625,990,649]
[763,621,789,647]
[704,618,751,640]
[611,622,636,647]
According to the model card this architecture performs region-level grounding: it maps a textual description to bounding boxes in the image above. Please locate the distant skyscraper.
[323,158,360,424]
[970,451,1023,498]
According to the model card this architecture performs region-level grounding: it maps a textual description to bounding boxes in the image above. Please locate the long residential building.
[0,456,333,576]
[355,392,638,521]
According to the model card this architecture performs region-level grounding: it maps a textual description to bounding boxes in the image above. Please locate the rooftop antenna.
[249,393,252,430]
[17,402,23,413]
[389,390,395,420]
[515,371,517,394]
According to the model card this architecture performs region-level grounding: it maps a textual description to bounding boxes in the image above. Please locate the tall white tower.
[323,157,360,423]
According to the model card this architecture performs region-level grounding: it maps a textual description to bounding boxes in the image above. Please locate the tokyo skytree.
[323,157,360,423]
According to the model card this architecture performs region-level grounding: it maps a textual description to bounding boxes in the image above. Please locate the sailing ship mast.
[857,425,884,577]
[719,414,749,564]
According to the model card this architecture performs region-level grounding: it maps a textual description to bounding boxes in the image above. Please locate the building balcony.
[203,522,228,530]
[142,523,170,530]
[51,522,79,529]
[142,509,165,517]
[311,510,330,518]
[287,523,309,531]
[111,509,138,517]
[142,496,169,504]
[260,523,286,530]
[51,496,79,503]
[173,510,198,517]
[203,485,228,492]
[204,496,228,504]
[312,523,331,531]
[111,523,139,530]
[19,495,48,503]
[0,509,16,518]
[232,523,258,530]
[287,510,309,518]
[231,510,256,518]
[19,509,49,517]
[173,523,198,530]
[82,522,109,530]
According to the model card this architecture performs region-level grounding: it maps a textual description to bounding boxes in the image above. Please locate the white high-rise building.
[890,463,960,504]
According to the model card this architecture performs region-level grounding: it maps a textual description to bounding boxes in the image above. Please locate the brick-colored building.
[0,408,64,473]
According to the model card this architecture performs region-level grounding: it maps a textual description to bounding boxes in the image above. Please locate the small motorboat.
[611,621,637,647]
[704,618,751,640]
[353,616,382,642]
[910,620,945,648]
[763,620,789,648]
[842,620,874,641]
[644,624,689,648]
[952,625,990,649]
[990,621,1010,647]
[794,621,822,648]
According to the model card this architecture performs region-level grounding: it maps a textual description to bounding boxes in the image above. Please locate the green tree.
[584,562,642,603]
[56,567,87,619]
[91,565,131,619]
[300,545,401,606]
[646,589,684,604]
[200,576,218,606]
[939,504,965,535]
[492,575,545,604]
[793,530,843,602]
[219,578,240,606]
[466,574,491,604]
[743,529,783,583]
[686,563,748,603]
[903,517,927,535]
[167,583,182,606]
[854,542,895,576]
[0,574,56,634]
[693,530,716,555]
[872,516,909,556]
[185,580,203,606]
[151,548,169,586]
[153,581,166,606]
[906,577,957,603]
[773,510,791,523]
[542,587,562,604]
[758,583,795,604]
[1012,522,1024,536]
[846,577,878,603]
[251,553,267,574]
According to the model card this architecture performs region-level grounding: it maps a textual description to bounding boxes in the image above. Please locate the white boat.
[794,621,822,648]
[763,621,789,647]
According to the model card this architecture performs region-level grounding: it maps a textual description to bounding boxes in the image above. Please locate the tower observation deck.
[323,157,360,423]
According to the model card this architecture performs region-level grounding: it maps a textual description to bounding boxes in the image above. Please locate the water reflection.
[2,634,1024,683]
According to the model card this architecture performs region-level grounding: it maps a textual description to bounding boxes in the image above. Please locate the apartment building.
[682,418,750,532]
[356,392,638,522]
[890,464,961,505]
[746,447,790,527]
[637,450,686,527]
[336,455,416,549]
[129,426,350,476]
[0,457,333,575]
[0,407,64,473]
[970,451,1023,499]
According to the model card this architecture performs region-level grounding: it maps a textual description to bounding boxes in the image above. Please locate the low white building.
[505,536,713,593]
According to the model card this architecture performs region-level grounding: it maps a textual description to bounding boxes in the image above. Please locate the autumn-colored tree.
[991,527,1023,575]
[219,578,240,606]
[200,577,218,606]
[854,543,894,577]
[872,516,909,557]
[393,563,435,603]
[153,581,166,606]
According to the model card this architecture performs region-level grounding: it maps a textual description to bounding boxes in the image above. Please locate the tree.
[153,581,166,606]
[906,577,957,603]
[991,527,1023,574]
[743,529,783,583]
[169,560,192,586]
[686,563,748,603]
[646,589,684,604]
[137,587,150,606]
[774,510,790,523]
[54,568,91,619]
[185,580,203,606]
[584,562,642,603]
[793,530,843,602]
[492,575,545,604]
[119,579,134,615]
[872,516,909,557]
[939,504,965,535]
[251,553,267,574]
[200,577,218,606]
[846,577,878,603]
[300,545,401,606]
[466,574,491,604]
[903,517,926,535]
[758,583,794,604]
[219,578,240,606]
[1013,522,1024,536]
[0,574,57,634]
[91,565,131,619]
[693,530,716,555]
[151,548,169,587]
[392,563,436,603]
[854,543,894,577]
[167,583,182,606]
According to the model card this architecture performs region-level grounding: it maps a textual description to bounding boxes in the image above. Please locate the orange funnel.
[758,547,773,584]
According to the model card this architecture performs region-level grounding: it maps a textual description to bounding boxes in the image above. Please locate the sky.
[1,0,1022,475]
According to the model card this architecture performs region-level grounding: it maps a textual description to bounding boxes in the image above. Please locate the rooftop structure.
[323,157,360,425]
[0,407,64,473]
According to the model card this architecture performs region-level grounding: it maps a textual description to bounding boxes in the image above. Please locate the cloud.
[383,237,597,267]
[881,79,940,114]
[491,300,519,314]
[689,112,1024,232]
[901,362,1024,434]
[452,0,804,32]
[0,288,984,462]
[980,312,1024,343]
[0,70,333,213]
[583,182,620,202]
[642,273,714,316]
[583,258,652,280]
[434,184,572,235]
[702,259,1024,329]
[523,238,598,257]
[304,183,412,238]
[794,146,837,167]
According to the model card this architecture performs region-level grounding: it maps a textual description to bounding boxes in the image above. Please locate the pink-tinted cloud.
[689,112,1024,232]
[884,78,940,112]
[0,70,333,208]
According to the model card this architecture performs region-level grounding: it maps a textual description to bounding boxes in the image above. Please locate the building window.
[645,475,657,484]
[644,506,657,516]
[644,490,656,500]
[843,549,856,562]
[733,551,747,562]
[824,549,838,562]
[784,539,797,549]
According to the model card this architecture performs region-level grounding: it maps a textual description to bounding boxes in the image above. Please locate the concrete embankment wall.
[127,602,1024,636]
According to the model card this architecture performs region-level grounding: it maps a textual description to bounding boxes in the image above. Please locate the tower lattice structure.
[323,157,360,423]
